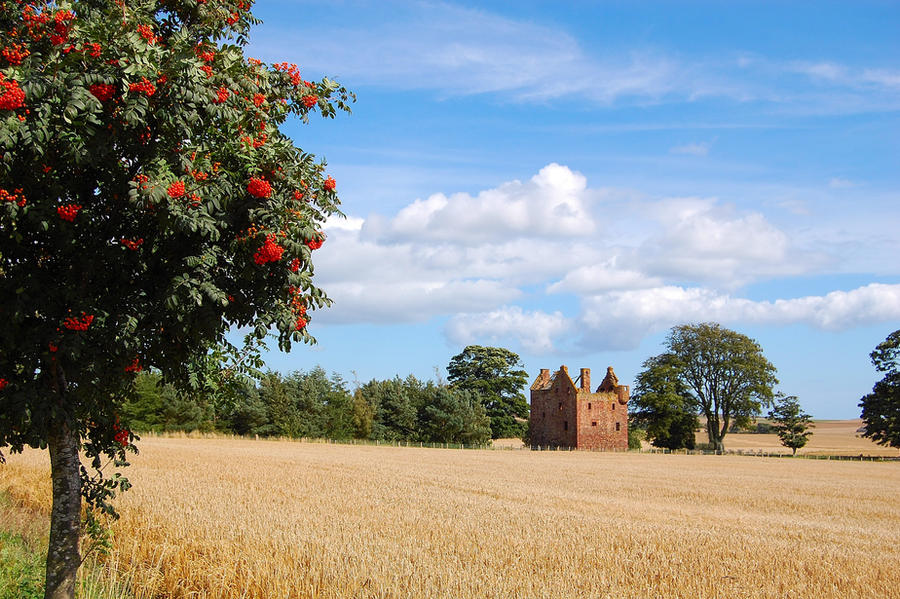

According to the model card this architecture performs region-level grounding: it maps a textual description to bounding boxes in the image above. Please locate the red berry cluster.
[253,234,284,264]
[0,187,26,207]
[85,42,102,58]
[247,177,272,199]
[288,286,308,330]
[199,64,213,78]
[306,233,325,251]
[273,62,303,86]
[50,10,75,45]
[252,93,266,107]
[121,237,144,250]
[62,312,94,331]
[124,357,142,373]
[113,418,130,447]
[57,204,82,221]
[290,258,300,272]
[214,87,230,104]
[22,5,51,42]
[323,176,336,191]
[167,181,186,198]
[0,74,25,110]
[137,24,158,45]
[89,83,117,102]
[301,95,318,108]
[133,174,151,193]
[0,378,8,390]
[129,77,156,96]
[2,43,30,65]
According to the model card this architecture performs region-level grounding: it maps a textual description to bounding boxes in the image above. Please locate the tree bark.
[45,416,82,599]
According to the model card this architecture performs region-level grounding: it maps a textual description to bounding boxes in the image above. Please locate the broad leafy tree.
[447,345,529,439]
[768,394,813,455]
[859,329,900,450]
[630,353,699,450]
[638,323,778,451]
[0,1,352,597]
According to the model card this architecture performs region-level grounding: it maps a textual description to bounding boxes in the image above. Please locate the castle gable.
[597,366,619,391]
[550,366,576,394]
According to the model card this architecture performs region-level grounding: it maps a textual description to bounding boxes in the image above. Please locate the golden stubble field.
[2,437,899,599]
[494,419,897,456]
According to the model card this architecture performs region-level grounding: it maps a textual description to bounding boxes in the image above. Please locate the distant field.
[498,419,898,456]
[2,437,898,598]
[715,419,898,456]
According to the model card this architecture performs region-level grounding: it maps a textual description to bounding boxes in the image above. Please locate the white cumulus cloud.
[304,163,897,356]
[369,163,593,245]
[446,306,572,354]
[575,283,900,350]
[640,197,798,282]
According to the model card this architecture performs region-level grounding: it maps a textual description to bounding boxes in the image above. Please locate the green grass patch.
[0,491,133,599]
[0,528,44,599]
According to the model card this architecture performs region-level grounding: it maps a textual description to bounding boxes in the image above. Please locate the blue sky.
[246,1,899,418]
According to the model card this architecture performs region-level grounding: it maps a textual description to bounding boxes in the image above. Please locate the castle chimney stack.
[580,368,591,391]
[540,368,550,384]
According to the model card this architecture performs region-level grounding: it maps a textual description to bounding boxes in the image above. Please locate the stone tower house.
[529,366,629,450]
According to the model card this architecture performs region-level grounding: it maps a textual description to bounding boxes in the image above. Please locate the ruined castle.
[529,366,629,450]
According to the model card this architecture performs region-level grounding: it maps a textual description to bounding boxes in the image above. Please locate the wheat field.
[2,437,899,599]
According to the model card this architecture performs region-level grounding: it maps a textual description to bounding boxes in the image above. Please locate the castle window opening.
[588,402,592,410]
[615,422,621,431]
[591,421,597,427]
[564,421,568,431]
[611,402,616,410]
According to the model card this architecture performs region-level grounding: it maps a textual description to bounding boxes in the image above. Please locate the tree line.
[123,367,494,446]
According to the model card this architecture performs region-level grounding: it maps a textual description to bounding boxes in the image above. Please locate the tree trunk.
[45,417,82,599]
[705,417,724,452]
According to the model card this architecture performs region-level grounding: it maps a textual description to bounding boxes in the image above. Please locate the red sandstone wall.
[575,390,627,450]
[529,385,578,448]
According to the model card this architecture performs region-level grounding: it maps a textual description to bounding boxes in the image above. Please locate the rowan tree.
[0,1,352,597]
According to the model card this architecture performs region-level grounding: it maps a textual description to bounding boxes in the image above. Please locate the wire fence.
[138,430,898,460]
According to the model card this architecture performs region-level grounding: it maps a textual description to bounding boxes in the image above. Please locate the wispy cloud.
[253,2,900,113]
[254,3,690,105]
[670,142,712,156]
[828,177,857,189]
